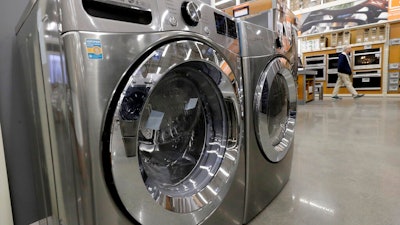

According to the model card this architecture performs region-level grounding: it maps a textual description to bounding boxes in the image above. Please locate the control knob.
[181,1,201,26]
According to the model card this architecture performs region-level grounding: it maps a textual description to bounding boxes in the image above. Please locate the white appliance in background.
[305,54,326,67]
[353,70,382,90]
[353,47,382,70]
[306,66,326,81]
[0,123,13,225]
[327,52,340,87]
[304,54,326,81]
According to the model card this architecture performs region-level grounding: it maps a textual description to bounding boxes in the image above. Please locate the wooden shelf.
[300,40,386,54]
[297,69,317,104]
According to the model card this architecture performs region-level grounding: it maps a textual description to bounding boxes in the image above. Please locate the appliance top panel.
[238,20,276,57]
[16,0,238,43]
[244,9,276,31]
[15,0,239,51]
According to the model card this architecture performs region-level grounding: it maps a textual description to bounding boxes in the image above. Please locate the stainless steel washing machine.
[238,4,299,223]
[15,0,244,224]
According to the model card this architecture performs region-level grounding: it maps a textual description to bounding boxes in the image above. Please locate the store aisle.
[249,97,400,225]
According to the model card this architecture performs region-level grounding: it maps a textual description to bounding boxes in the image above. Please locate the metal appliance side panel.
[15,0,37,34]
[238,21,276,57]
[16,1,103,224]
[15,2,76,225]
[244,9,276,31]
[242,56,294,223]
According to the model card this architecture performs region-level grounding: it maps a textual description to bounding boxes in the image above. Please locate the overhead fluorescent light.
[215,0,232,6]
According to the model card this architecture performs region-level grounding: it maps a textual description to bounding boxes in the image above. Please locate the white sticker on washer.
[145,110,164,130]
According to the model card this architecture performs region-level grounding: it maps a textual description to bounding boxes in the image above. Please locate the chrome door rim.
[102,39,242,224]
[253,57,296,163]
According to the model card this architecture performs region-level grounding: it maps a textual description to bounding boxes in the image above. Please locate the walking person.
[331,46,364,100]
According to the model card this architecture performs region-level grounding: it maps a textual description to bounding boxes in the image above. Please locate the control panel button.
[181,1,201,26]
[169,16,178,26]
[204,26,210,35]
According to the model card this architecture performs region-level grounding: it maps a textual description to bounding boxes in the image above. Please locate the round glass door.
[254,57,296,162]
[137,66,226,200]
[102,40,241,224]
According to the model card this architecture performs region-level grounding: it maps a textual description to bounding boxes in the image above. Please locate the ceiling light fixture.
[215,0,232,6]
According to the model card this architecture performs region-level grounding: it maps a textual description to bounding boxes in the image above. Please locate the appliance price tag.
[362,78,370,83]
[390,38,400,45]
[389,63,400,69]
[389,72,399,78]
[364,44,372,49]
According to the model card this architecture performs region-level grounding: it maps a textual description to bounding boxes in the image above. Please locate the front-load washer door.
[102,40,242,225]
[254,56,297,163]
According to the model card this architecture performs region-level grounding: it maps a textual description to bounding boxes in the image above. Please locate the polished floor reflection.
[249,97,400,225]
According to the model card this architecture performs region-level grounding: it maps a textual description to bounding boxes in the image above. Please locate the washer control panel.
[214,12,237,39]
[161,0,237,39]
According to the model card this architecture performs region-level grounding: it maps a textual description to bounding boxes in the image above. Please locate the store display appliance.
[238,1,299,223]
[15,0,245,224]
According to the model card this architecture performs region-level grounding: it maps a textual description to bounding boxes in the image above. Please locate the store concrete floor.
[249,97,400,225]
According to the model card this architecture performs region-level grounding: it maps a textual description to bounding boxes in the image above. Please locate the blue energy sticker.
[86,39,103,59]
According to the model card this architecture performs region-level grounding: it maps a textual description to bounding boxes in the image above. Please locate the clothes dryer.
[238,8,299,224]
[16,0,244,224]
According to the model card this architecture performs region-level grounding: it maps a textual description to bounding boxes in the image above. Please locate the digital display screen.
[214,13,226,35]
[226,18,237,39]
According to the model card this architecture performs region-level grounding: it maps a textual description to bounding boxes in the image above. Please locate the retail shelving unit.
[297,69,318,104]
[387,22,400,94]
[299,22,390,96]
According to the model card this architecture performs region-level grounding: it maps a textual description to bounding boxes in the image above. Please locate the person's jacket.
[337,52,352,75]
